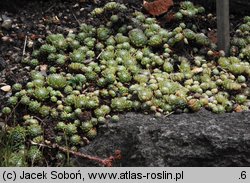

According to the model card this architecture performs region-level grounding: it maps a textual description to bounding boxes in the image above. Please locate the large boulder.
[76,110,250,166]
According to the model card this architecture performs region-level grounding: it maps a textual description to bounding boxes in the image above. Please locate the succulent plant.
[186,99,200,112]
[111,97,133,112]
[40,44,57,54]
[27,146,43,163]
[91,7,104,16]
[28,101,41,112]
[47,74,67,89]
[195,33,210,46]
[46,34,68,51]
[110,15,119,23]
[39,105,51,117]
[94,105,111,117]
[55,121,66,131]
[9,152,27,167]
[27,124,43,138]
[8,125,26,148]
[69,49,86,63]
[33,87,49,101]
[12,83,22,91]
[235,94,247,104]
[68,63,85,72]
[129,28,147,47]
[2,107,11,115]
[111,115,120,122]
[65,123,77,136]
[97,26,111,41]
[7,96,18,106]
[81,121,93,133]
[20,95,30,105]
[1,2,250,164]
[148,35,163,47]
[117,70,132,83]
[24,118,39,125]
[32,136,44,143]
[86,128,97,139]
[138,88,153,102]
[70,134,82,145]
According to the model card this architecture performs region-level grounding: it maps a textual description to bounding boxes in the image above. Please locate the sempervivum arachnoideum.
[70,134,83,146]
[86,128,97,139]
[94,105,111,117]
[2,107,11,115]
[12,83,22,91]
[117,70,132,83]
[97,26,111,41]
[7,125,26,149]
[27,146,43,163]
[111,97,133,112]
[138,87,153,102]
[68,63,85,72]
[183,29,196,40]
[39,105,51,117]
[65,123,77,136]
[40,44,57,54]
[28,101,41,112]
[129,28,148,47]
[46,34,68,51]
[8,152,27,167]
[240,45,250,60]
[187,99,202,112]
[69,49,86,63]
[81,121,93,133]
[7,96,18,106]
[148,35,163,47]
[47,74,67,89]
[27,124,43,138]
[195,33,210,46]
[33,87,49,101]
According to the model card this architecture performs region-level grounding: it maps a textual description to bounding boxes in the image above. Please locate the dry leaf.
[191,67,203,74]
[40,64,48,71]
[143,0,174,16]
[0,85,11,92]
[234,105,243,112]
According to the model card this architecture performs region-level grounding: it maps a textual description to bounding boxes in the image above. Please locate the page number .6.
[240,171,247,180]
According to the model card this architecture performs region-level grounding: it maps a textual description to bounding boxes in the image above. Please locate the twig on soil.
[30,140,121,167]
[33,116,46,126]
[83,58,93,64]
[164,111,174,118]
[5,101,21,123]
[72,12,81,26]
[45,3,56,13]
[96,50,104,59]
[22,35,28,56]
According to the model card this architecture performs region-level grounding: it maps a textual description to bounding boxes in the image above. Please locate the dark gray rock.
[76,110,250,167]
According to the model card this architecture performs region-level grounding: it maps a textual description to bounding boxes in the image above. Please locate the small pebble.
[73,3,79,8]
[1,36,13,42]
[0,85,11,92]
[0,122,7,131]
[1,19,12,29]
[27,40,34,48]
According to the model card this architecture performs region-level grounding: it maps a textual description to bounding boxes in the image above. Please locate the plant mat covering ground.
[0,0,249,166]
